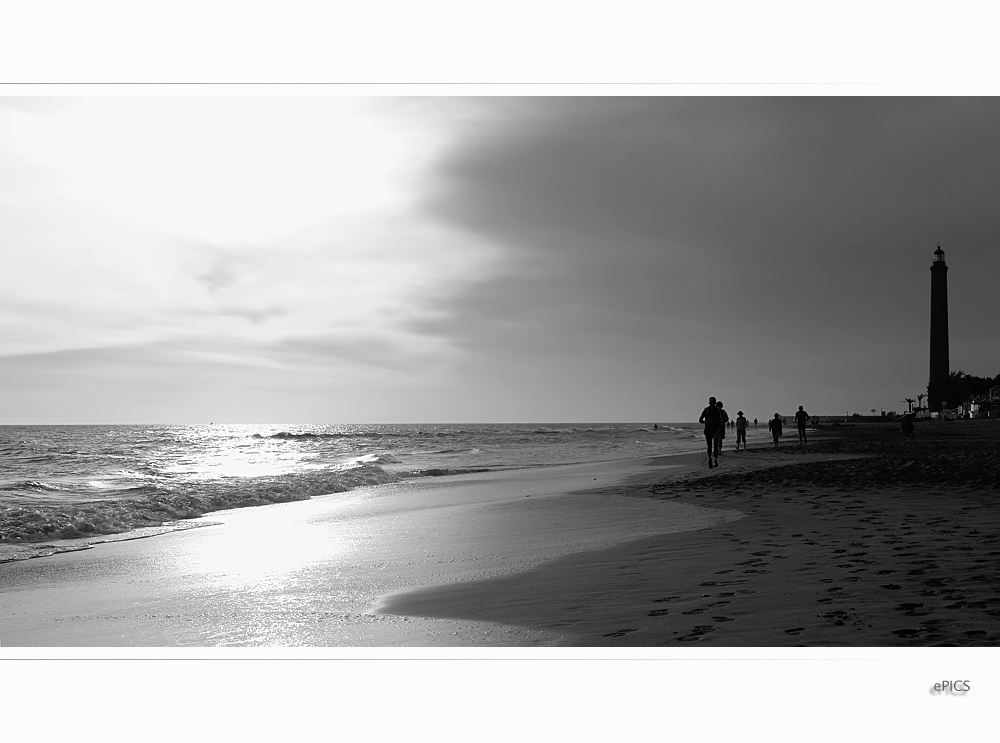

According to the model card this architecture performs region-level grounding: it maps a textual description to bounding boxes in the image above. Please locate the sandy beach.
[382,420,1000,646]
[2,420,998,648]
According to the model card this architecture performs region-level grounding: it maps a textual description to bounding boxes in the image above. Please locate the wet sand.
[0,457,731,647]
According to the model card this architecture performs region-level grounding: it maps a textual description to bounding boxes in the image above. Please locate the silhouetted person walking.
[715,400,729,458]
[735,411,748,450]
[699,396,723,468]
[901,412,915,439]
[768,413,783,449]
[794,405,809,444]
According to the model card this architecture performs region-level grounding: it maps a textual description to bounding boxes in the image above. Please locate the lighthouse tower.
[927,244,950,413]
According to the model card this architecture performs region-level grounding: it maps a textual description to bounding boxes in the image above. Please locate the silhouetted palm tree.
[903,398,915,413]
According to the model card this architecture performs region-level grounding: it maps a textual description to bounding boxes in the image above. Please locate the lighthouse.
[927,244,949,413]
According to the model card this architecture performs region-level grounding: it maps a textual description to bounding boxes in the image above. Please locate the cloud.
[0,329,457,424]
[0,99,502,369]
[419,97,1000,339]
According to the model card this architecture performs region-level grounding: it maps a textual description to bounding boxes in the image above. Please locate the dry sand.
[380,421,1000,646]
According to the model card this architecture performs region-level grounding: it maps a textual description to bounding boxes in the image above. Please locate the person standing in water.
[735,410,749,451]
[794,405,810,444]
[715,400,730,459]
[768,413,783,448]
[699,396,723,468]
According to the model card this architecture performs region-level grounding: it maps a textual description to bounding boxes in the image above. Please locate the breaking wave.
[1,480,66,492]
[0,464,399,547]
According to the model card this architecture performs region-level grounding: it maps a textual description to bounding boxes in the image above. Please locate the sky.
[1,95,999,424]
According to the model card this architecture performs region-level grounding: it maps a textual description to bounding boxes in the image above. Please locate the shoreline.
[0,455,720,647]
[0,431,721,565]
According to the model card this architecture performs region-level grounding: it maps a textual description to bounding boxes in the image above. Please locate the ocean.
[0,422,761,562]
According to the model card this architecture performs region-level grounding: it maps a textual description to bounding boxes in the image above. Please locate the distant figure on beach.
[754,417,758,427]
[794,405,809,444]
[653,423,658,430]
[715,400,730,458]
[699,396,723,468]
[735,411,748,450]
[900,413,915,439]
[768,413,783,448]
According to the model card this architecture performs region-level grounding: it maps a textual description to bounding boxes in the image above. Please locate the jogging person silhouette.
[715,400,730,458]
[699,396,723,468]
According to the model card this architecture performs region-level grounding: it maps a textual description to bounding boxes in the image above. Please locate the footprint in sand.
[700,580,748,587]
[881,584,903,590]
[785,627,805,635]
[603,628,638,638]
[821,610,850,626]
[894,603,930,616]
[677,625,716,642]
[648,609,671,617]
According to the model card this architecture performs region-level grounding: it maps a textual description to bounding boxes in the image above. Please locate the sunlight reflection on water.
[160,428,321,480]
